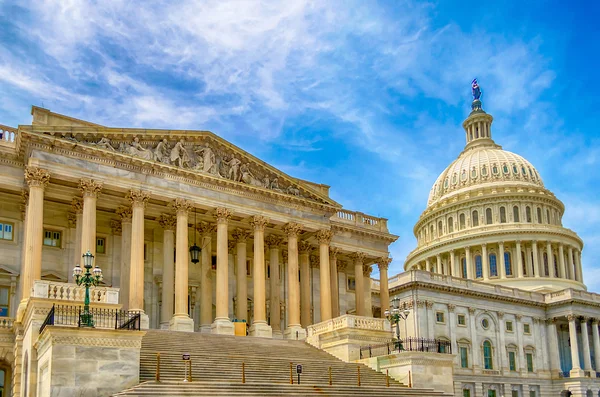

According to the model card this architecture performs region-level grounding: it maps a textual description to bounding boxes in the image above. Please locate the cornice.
[331,223,398,243]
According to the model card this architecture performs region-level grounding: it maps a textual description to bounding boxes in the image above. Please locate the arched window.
[537,207,542,224]
[505,252,512,276]
[448,217,454,233]
[430,225,434,240]
[500,207,506,223]
[485,208,493,225]
[483,341,493,369]
[554,254,559,277]
[543,253,549,276]
[489,253,497,277]
[526,206,532,223]
[513,206,520,222]
[475,255,483,279]
[438,221,443,237]
[459,214,466,230]
[461,258,467,278]
[472,211,479,227]
[546,209,550,224]
[521,251,527,276]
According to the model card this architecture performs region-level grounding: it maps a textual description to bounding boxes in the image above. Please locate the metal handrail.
[38,304,141,332]
[359,337,452,359]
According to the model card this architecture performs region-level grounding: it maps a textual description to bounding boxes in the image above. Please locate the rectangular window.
[0,222,14,241]
[436,312,445,323]
[509,351,516,371]
[460,347,469,368]
[463,390,471,397]
[526,353,534,372]
[488,390,496,397]
[529,392,536,397]
[0,287,9,317]
[523,323,531,334]
[512,392,519,397]
[96,237,106,254]
[458,314,466,326]
[43,229,61,247]
[347,277,356,291]
[506,321,513,332]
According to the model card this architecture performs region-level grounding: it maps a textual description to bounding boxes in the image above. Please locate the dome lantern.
[462,79,494,147]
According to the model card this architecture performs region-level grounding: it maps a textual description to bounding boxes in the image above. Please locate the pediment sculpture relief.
[83,136,311,200]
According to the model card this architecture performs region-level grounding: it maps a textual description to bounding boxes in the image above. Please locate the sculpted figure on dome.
[170,139,191,168]
[195,143,217,174]
[95,137,116,151]
[154,139,171,164]
[125,137,154,160]
[471,78,481,100]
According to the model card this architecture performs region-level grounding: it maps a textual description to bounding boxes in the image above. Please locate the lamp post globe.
[73,251,102,327]
[385,296,411,351]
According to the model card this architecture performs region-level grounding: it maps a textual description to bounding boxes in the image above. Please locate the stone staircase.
[113,330,450,396]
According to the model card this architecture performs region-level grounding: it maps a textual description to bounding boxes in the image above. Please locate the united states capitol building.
[0,86,597,397]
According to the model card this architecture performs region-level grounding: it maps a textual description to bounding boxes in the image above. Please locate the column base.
[249,322,272,338]
[570,368,586,378]
[169,315,194,332]
[135,312,150,330]
[284,325,306,340]
[272,329,283,339]
[199,324,212,333]
[160,322,170,330]
[211,318,235,335]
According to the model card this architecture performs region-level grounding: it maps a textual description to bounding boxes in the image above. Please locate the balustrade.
[32,280,120,304]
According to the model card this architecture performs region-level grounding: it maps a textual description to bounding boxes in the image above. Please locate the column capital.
[351,251,366,263]
[567,314,578,322]
[171,198,192,215]
[197,221,216,236]
[67,213,77,228]
[378,257,392,271]
[110,219,122,235]
[309,254,319,268]
[546,318,557,325]
[215,207,232,224]
[363,265,372,277]
[157,214,177,231]
[71,197,84,214]
[127,189,150,208]
[281,249,288,263]
[516,240,522,245]
[232,228,251,243]
[465,246,471,252]
[516,314,523,320]
[79,178,103,198]
[249,215,268,230]
[265,234,284,248]
[298,240,312,254]
[228,240,236,252]
[498,241,505,247]
[448,304,456,312]
[581,316,590,323]
[337,260,347,272]
[425,300,434,309]
[282,222,302,237]
[329,247,340,259]
[316,229,333,245]
[468,307,476,314]
[497,311,504,319]
[24,166,50,188]
[592,318,600,326]
[116,206,133,222]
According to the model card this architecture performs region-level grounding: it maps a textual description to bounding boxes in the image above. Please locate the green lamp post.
[73,251,103,327]
[384,297,410,350]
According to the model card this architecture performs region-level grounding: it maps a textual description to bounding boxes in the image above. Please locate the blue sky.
[1,1,599,290]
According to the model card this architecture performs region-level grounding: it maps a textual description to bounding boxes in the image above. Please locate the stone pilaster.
[79,178,103,258]
[546,318,561,376]
[316,229,333,321]
[170,199,194,332]
[157,214,176,329]
[212,207,234,335]
[283,222,305,339]
[266,234,284,338]
[581,316,593,371]
[127,189,150,329]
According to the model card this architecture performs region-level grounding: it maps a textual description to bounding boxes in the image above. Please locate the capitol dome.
[404,87,585,293]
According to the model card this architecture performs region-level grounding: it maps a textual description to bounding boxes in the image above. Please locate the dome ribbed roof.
[427,144,544,206]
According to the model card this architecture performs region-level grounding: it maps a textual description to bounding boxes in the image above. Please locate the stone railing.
[0,317,14,330]
[307,314,391,337]
[32,280,120,305]
[0,125,17,148]
[544,288,600,305]
[331,210,389,233]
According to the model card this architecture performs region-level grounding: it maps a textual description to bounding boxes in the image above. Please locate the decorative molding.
[127,189,150,208]
[249,215,268,231]
[24,166,50,188]
[232,228,251,243]
[110,219,122,235]
[157,214,177,231]
[447,304,456,312]
[363,265,372,277]
[351,252,366,264]
[378,257,392,271]
[329,247,340,260]
[67,213,77,228]
[309,255,319,268]
[282,222,302,238]
[265,234,284,249]
[171,198,192,214]
[197,221,216,236]
[116,205,133,222]
[316,229,333,245]
[298,241,312,254]
[215,207,232,224]
[71,197,83,214]
[79,178,103,198]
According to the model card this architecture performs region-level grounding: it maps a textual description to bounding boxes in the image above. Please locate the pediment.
[0,265,19,277]
[20,119,340,208]
[41,271,67,283]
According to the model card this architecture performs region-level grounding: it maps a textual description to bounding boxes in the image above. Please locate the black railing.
[359,337,452,359]
[39,304,141,333]
[559,371,570,378]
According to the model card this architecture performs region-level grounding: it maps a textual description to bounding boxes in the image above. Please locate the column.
[299,241,311,328]
[465,247,473,279]
[127,189,150,329]
[516,315,526,374]
[525,246,533,276]
[498,312,507,372]
[425,257,431,273]
[232,229,250,321]
[212,207,234,335]
[547,319,561,376]
[575,250,583,283]
[558,244,566,279]
[116,206,132,309]
[79,178,103,258]
[568,247,574,280]
[330,248,340,318]
[568,314,585,377]
[436,254,442,274]
[482,244,489,280]
[469,308,480,369]
[378,257,391,317]
[157,214,176,329]
[70,198,83,283]
[448,304,457,363]
[198,222,214,333]
[532,241,540,277]
[534,318,547,372]
[18,167,50,316]
[547,241,555,278]
[581,317,593,371]
[591,319,600,373]
[316,229,333,322]
[499,242,506,278]
[449,250,456,277]
[283,223,305,339]
[170,199,194,332]
[363,265,373,317]
[352,252,366,316]
[516,241,524,278]
[266,234,283,338]
[425,301,434,339]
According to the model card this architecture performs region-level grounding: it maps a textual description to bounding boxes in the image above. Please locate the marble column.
[482,244,489,280]
[592,319,600,373]
[266,234,283,338]
[330,248,340,318]
[157,214,176,329]
[116,206,132,309]
[468,308,480,368]
[496,242,505,278]
[465,246,473,279]
[79,178,103,258]
[378,257,392,317]
[425,258,431,273]
[299,241,311,328]
[575,250,583,283]
[170,199,194,332]
[363,265,373,317]
[198,222,214,333]
[558,244,566,279]
[516,241,524,278]
[497,312,507,372]
[532,242,540,277]
[212,207,234,335]
[449,250,456,277]
[232,229,250,321]
[568,314,585,377]
[516,315,526,374]
[547,319,561,376]
[447,304,458,364]
[283,223,304,339]
[127,189,150,329]
[353,252,366,316]
[316,229,333,322]
[436,254,442,274]
[70,198,83,283]
[546,241,555,278]
[581,317,593,371]
[18,167,50,315]
[568,247,575,281]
